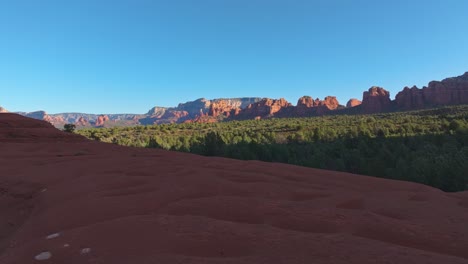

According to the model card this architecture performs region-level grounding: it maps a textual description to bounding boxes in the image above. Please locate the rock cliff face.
[95,115,110,126]
[239,98,292,118]
[361,87,392,113]
[76,116,89,126]
[160,110,190,123]
[295,96,340,116]
[395,72,468,110]
[208,100,238,118]
[346,99,362,108]
[208,98,262,118]
[176,98,212,117]
[146,107,167,118]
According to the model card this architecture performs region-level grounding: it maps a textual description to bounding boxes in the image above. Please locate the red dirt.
[1,113,468,264]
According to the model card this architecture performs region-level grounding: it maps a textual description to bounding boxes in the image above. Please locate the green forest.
[77,105,468,192]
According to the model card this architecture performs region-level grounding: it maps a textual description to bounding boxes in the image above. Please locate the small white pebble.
[41,188,47,193]
[80,248,91,254]
[46,233,60,239]
[63,243,70,248]
[34,251,52,261]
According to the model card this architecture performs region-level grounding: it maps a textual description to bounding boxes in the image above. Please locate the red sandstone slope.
[1,114,468,264]
[0,113,85,143]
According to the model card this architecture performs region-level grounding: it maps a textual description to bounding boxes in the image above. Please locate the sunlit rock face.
[395,72,468,110]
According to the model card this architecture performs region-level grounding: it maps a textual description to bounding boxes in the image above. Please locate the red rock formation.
[208,100,240,118]
[146,107,167,118]
[361,87,392,113]
[295,96,340,116]
[192,115,218,123]
[95,115,110,126]
[155,110,190,124]
[75,117,89,126]
[395,72,468,110]
[240,98,292,118]
[346,98,362,108]
[296,96,318,108]
[2,114,468,264]
[163,110,189,120]
[22,111,64,125]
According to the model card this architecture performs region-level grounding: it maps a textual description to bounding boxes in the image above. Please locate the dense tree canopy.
[77,105,468,192]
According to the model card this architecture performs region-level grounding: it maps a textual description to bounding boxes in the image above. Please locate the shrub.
[64,124,76,133]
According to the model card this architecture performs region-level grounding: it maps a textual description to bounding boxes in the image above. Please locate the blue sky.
[1,0,468,114]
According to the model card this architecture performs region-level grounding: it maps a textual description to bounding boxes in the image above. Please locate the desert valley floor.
[1,113,468,264]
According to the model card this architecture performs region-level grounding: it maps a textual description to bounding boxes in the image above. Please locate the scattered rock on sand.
[46,233,60,239]
[34,251,52,261]
[80,248,91,255]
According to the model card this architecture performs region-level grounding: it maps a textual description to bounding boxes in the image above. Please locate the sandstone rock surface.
[240,98,292,118]
[1,114,468,264]
[346,98,362,108]
[295,96,340,116]
[95,115,110,126]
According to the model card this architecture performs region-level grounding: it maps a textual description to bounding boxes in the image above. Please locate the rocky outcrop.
[346,99,362,108]
[208,98,262,118]
[295,96,340,116]
[160,110,190,123]
[239,98,292,118]
[361,87,392,113]
[146,107,167,117]
[95,115,110,126]
[175,97,262,119]
[76,117,89,126]
[176,98,212,117]
[208,101,238,118]
[395,72,468,110]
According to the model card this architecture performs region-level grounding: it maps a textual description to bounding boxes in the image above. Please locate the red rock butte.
[1,113,468,264]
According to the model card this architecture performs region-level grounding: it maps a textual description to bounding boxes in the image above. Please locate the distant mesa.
[11,71,468,127]
[346,98,362,108]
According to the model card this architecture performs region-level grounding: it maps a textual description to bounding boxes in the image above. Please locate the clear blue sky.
[1,0,468,114]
